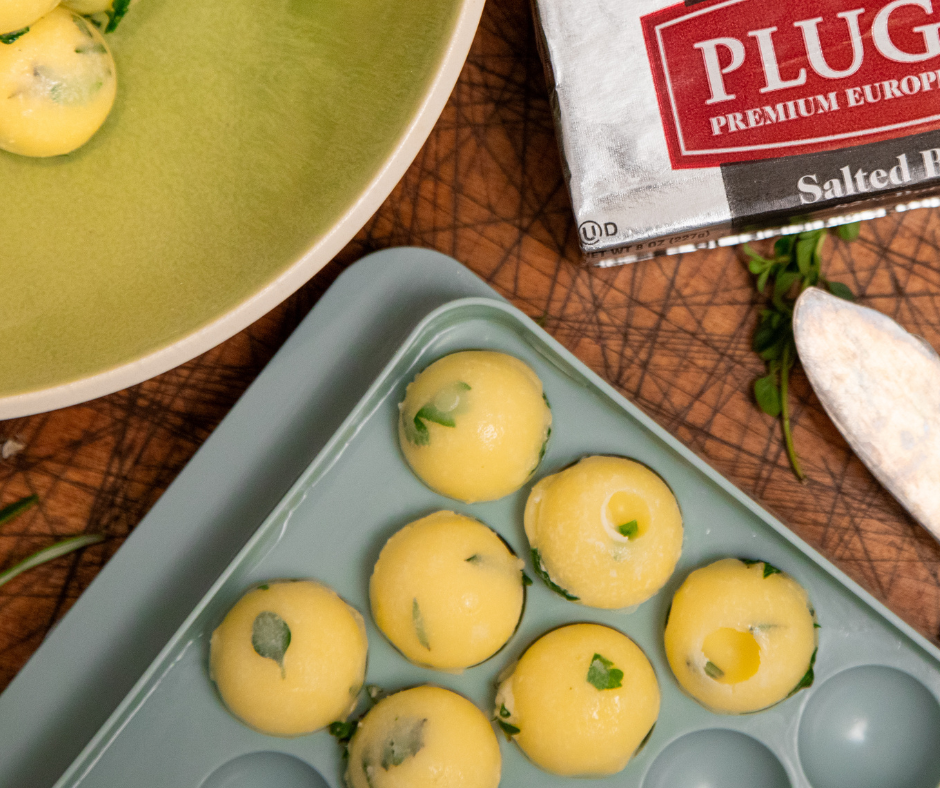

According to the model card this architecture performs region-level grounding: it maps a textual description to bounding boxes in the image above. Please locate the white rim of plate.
[0,0,486,421]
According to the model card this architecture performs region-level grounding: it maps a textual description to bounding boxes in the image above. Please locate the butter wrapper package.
[534,0,940,264]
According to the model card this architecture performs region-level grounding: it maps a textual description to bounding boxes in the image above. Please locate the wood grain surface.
[2,0,940,693]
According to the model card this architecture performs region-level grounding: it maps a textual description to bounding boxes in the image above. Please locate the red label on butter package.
[642,0,940,168]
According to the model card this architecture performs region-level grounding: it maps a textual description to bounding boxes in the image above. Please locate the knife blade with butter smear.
[793,287,940,541]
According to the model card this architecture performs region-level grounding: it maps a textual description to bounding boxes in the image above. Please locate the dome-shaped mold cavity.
[798,665,940,788]
[643,728,790,788]
[201,752,329,788]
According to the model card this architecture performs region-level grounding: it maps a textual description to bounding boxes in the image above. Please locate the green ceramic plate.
[0,0,482,417]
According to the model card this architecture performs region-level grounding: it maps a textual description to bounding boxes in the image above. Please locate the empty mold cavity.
[643,729,790,788]
[798,665,940,788]
[201,752,329,788]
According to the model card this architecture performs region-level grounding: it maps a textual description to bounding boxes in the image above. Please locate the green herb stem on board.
[0,495,103,589]
[744,222,860,480]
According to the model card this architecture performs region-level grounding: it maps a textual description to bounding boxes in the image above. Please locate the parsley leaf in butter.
[252,611,291,678]
[499,703,511,718]
[497,720,520,738]
[412,598,430,650]
[704,661,725,680]
[329,720,357,744]
[740,558,783,578]
[402,381,470,445]
[105,0,132,32]
[530,548,578,601]
[617,519,639,539]
[465,554,483,564]
[381,717,426,769]
[587,653,623,690]
[788,647,817,697]
[0,27,28,45]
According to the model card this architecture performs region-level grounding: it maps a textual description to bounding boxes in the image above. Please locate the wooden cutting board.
[1,0,939,693]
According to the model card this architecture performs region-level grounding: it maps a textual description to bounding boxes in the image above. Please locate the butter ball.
[209,580,368,737]
[370,511,526,670]
[0,8,116,157]
[398,351,552,502]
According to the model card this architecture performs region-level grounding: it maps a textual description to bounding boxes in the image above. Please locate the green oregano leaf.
[252,611,291,678]
[740,558,782,578]
[381,717,426,769]
[521,571,533,587]
[754,373,782,418]
[412,598,430,650]
[0,27,29,44]
[0,495,37,527]
[788,647,817,697]
[105,0,132,32]
[826,280,855,301]
[530,548,579,601]
[499,703,511,718]
[257,583,270,591]
[497,719,520,738]
[617,520,639,539]
[704,661,725,679]
[587,653,624,690]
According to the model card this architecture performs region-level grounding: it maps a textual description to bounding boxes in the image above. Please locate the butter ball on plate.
[0,0,59,36]
[494,623,660,777]
[524,455,683,608]
[398,351,552,502]
[345,685,501,788]
[209,579,368,737]
[0,7,116,157]
[664,558,818,714]
[370,510,526,670]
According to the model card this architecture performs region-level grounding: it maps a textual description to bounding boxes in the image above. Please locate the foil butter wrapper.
[534,0,940,264]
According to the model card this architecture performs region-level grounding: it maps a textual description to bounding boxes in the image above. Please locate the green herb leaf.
[634,723,655,756]
[251,611,291,677]
[402,381,471,445]
[105,0,132,32]
[329,720,358,744]
[788,647,817,697]
[617,520,639,539]
[0,533,102,589]
[412,598,430,650]
[826,280,855,301]
[834,221,861,242]
[0,495,37,528]
[465,554,483,564]
[530,548,579,601]
[762,561,782,578]
[381,717,426,769]
[499,704,511,718]
[587,653,624,690]
[704,661,725,679]
[753,373,782,418]
[257,583,270,590]
[366,684,387,704]
[497,719,520,738]
[521,571,533,587]
[0,27,28,44]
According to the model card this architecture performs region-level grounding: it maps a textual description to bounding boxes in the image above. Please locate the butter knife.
[793,287,940,541]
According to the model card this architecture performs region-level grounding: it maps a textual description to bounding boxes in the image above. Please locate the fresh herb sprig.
[744,223,859,480]
[0,495,103,589]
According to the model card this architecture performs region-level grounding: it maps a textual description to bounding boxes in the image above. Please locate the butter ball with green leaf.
[0,8,116,157]
[370,510,526,671]
[494,623,659,777]
[345,685,500,788]
[209,579,368,737]
[524,456,683,608]
[664,557,818,714]
[398,351,551,502]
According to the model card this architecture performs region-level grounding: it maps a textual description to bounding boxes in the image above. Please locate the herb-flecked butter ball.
[0,0,59,36]
[398,351,552,503]
[664,558,818,714]
[346,686,501,788]
[524,456,682,608]
[494,623,660,777]
[370,510,526,670]
[0,8,116,157]
[209,580,368,737]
